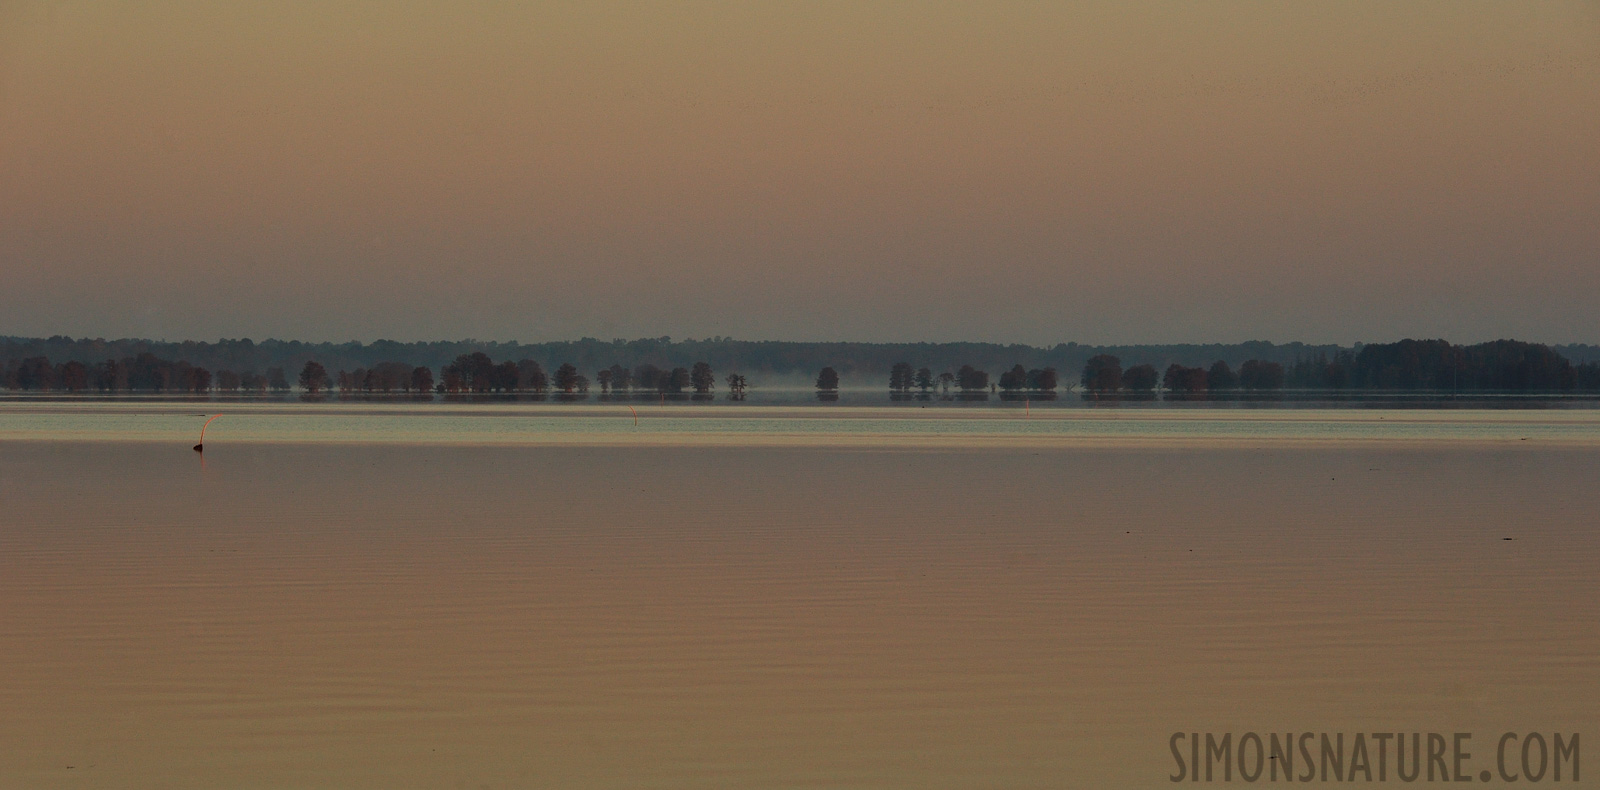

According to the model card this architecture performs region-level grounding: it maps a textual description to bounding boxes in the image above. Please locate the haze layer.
[2,3,1597,343]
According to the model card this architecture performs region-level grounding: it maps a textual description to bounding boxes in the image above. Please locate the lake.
[1,402,1596,787]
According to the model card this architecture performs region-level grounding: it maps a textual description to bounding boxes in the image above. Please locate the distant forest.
[2,335,1599,394]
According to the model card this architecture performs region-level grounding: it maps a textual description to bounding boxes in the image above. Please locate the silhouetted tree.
[240,371,267,393]
[1081,355,1122,392]
[491,360,518,391]
[554,363,581,393]
[442,358,465,391]
[1206,361,1237,390]
[266,367,290,392]
[189,367,212,393]
[690,361,715,393]
[1348,339,1455,389]
[215,370,241,392]
[167,361,194,392]
[1470,340,1571,390]
[725,373,749,398]
[937,371,955,393]
[517,359,548,392]
[446,352,497,392]
[1026,367,1058,391]
[24,361,47,391]
[56,360,89,391]
[606,364,631,391]
[1577,362,1600,391]
[956,365,988,391]
[94,359,126,391]
[597,369,613,393]
[1123,364,1158,391]
[998,364,1028,391]
[368,361,413,392]
[299,361,329,393]
[1163,364,1207,393]
[410,366,434,393]
[816,367,840,391]
[1238,359,1285,390]
[16,356,55,390]
[915,367,934,392]
[889,362,914,392]
[1324,352,1352,389]
[128,353,165,391]
[635,364,664,392]
[666,367,691,393]
[1284,351,1354,389]
[1350,338,1576,391]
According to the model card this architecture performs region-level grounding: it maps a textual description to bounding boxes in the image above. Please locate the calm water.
[5,400,1600,446]
[2,404,1597,787]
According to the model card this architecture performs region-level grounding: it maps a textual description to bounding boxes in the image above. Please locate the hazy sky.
[2,2,1598,345]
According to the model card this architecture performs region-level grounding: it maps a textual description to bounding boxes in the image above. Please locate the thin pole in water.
[193,413,222,452]
[628,405,638,426]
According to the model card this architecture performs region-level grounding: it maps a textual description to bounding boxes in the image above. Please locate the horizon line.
[6,334,1599,350]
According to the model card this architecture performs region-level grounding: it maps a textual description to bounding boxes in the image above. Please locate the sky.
[2,2,1598,346]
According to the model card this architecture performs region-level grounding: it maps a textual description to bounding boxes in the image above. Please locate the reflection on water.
[1,415,1597,788]
[7,390,1600,409]
[6,402,1600,447]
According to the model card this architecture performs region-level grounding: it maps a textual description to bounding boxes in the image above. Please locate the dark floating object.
[194,413,222,453]
[1503,537,1515,541]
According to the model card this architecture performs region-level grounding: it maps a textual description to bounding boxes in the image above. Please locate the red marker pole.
[194,414,222,452]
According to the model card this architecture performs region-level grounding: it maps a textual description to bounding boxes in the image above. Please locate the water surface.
[5,401,1600,446]
[1,406,1596,787]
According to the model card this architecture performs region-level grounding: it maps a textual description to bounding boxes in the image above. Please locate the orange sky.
[2,2,1598,344]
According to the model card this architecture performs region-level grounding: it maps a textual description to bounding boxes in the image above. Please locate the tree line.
[1080,356,1288,392]
[5,338,1599,394]
[0,350,748,398]
[2,352,291,393]
[816,362,1060,394]
[827,339,1600,395]
[17,334,1600,387]
[297,353,744,398]
[1119,339,1600,393]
